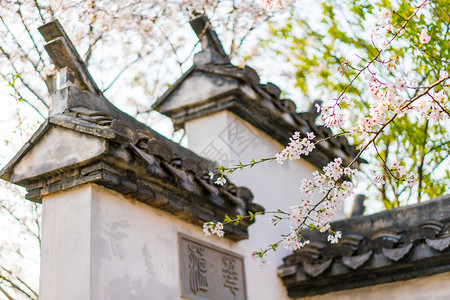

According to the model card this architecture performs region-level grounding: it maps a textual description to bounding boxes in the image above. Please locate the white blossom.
[418,29,431,44]
[215,177,226,186]
[327,231,342,244]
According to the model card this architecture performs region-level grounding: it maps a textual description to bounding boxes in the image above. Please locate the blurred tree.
[261,0,450,209]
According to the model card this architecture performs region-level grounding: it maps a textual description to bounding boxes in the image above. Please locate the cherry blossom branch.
[212,131,350,180]
[17,1,47,69]
[348,75,449,169]
[103,55,142,93]
[1,267,38,299]
[206,72,449,261]
[217,0,449,263]
[0,285,14,300]
[33,0,47,23]
[0,200,42,245]
[0,273,36,300]
[5,73,46,119]
[0,16,45,77]
[0,44,48,110]
[331,1,427,109]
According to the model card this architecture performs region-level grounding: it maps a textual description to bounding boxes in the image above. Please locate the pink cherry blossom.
[418,29,431,44]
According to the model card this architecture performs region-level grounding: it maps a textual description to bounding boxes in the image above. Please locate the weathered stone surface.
[303,260,332,278]
[382,244,413,262]
[426,236,450,251]
[277,265,297,277]
[179,234,247,300]
[7,126,107,183]
[38,20,101,94]
[342,251,372,270]
[155,70,240,113]
[189,14,229,65]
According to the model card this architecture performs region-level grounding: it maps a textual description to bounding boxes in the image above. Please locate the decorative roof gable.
[0,20,264,241]
[153,15,364,169]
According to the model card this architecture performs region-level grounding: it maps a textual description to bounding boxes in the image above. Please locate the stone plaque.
[179,234,247,300]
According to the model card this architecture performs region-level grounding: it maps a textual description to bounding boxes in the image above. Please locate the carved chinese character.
[222,256,239,297]
[188,243,208,294]
[180,235,246,300]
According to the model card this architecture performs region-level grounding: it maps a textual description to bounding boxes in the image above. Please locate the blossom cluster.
[275,132,316,164]
[373,6,432,50]
[373,8,394,50]
[262,0,293,10]
[315,7,443,139]
[203,221,224,237]
[327,231,342,244]
[305,158,357,225]
[416,90,448,125]
[359,72,448,140]
[209,171,227,186]
[356,74,409,138]
[316,105,344,129]
[372,161,418,187]
[281,229,310,250]
[301,158,358,196]
[390,160,406,177]
[279,158,358,250]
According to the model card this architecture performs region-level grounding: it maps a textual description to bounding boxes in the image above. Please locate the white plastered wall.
[40,183,293,300]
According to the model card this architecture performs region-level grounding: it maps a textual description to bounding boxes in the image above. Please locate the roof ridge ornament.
[38,19,102,95]
[189,14,230,65]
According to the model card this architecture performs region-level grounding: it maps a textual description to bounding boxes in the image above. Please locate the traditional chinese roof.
[277,194,450,298]
[153,15,364,169]
[0,20,263,241]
